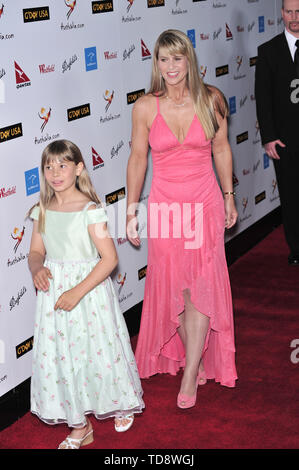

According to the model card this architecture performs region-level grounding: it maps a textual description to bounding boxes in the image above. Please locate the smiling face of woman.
[157,47,189,87]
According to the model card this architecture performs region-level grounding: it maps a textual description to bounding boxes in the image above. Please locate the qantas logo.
[141,39,151,60]
[92,147,104,170]
[226,23,233,40]
[15,61,31,88]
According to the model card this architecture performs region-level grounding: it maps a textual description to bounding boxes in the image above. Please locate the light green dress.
[30,202,144,428]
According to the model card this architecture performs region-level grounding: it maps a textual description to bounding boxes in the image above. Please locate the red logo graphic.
[233,173,239,186]
[127,0,134,12]
[92,147,104,169]
[226,23,233,40]
[141,39,151,60]
[38,107,51,132]
[14,61,30,86]
[272,179,277,193]
[242,197,248,213]
[255,120,260,136]
[200,65,207,79]
[39,64,55,74]
[117,273,127,294]
[11,226,25,253]
[65,0,76,19]
[0,4,4,18]
[103,89,114,112]
[236,55,243,71]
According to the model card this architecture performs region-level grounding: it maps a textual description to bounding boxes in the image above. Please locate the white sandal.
[58,428,94,449]
[114,415,134,433]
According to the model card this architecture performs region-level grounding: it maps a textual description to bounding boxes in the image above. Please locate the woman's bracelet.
[223,191,236,196]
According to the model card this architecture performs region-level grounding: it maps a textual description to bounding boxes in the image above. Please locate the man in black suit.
[255,0,299,265]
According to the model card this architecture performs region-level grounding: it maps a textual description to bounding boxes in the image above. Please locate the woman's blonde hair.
[28,139,101,232]
[148,29,228,140]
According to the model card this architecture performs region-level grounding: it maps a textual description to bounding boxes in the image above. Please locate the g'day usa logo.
[147,0,165,7]
[0,122,23,143]
[23,6,50,23]
[92,0,113,14]
[67,103,91,121]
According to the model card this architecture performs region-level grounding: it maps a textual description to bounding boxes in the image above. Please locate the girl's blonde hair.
[28,139,101,232]
[148,29,228,140]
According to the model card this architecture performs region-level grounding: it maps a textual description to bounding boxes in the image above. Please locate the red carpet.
[1,225,299,449]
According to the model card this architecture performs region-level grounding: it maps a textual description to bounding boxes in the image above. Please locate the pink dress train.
[135,96,237,387]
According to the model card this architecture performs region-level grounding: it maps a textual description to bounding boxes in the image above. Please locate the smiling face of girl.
[157,47,189,88]
[44,155,83,194]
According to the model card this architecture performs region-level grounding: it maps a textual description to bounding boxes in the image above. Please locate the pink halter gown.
[135,96,237,387]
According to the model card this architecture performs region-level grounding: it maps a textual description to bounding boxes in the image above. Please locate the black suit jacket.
[255,32,299,150]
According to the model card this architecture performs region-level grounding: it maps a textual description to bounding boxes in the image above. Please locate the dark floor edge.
[0,207,282,432]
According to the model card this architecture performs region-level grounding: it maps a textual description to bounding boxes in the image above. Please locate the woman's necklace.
[165,94,190,107]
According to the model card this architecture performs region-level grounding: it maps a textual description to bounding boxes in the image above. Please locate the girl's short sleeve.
[30,205,40,220]
[86,206,108,225]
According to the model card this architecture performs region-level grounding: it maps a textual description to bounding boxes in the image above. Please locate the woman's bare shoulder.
[205,84,228,117]
[206,84,223,99]
[134,93,157,111]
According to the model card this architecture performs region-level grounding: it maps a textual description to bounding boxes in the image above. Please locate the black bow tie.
[295,39,299,78]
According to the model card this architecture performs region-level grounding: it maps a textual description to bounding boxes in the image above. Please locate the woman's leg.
[178,289,210,396]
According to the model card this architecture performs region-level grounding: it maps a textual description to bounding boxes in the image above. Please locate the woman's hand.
[32,266,53,292]
[126,214,141,246]
[224,196,238,229]
[54,287,82,312]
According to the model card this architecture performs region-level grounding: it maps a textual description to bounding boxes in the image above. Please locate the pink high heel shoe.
[177,384,198,409]
[197,369,207,386]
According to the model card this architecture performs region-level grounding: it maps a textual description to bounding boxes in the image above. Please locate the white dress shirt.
[284,28,299,62]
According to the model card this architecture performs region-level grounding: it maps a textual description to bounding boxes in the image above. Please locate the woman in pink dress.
[126,30,238,408]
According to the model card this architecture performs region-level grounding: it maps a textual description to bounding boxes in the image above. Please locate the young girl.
[28,139,144,449]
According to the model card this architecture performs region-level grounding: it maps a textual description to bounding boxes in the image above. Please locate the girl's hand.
[126,215,141,246]
[54,287,82,312]
[33,266,53,292]
[224,196,238,229]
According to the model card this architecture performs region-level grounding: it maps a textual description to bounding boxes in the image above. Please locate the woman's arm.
[126,96,151,245]
[211,90,238,229]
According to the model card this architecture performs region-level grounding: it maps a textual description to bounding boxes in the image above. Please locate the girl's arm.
[126,96,150,246]
[211,91,238,229]
[28,220,52,291]
[54,217,118,311]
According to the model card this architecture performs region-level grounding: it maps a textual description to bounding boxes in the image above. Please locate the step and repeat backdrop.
[0,0,283,396]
